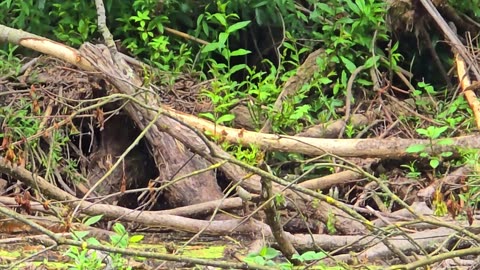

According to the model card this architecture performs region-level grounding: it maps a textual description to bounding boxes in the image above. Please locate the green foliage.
[229,144,261,166]
[50,2,98,45]
[400,161,421,179]
[109,223,144,269]
[458,149,480,208]
[244,247,292,269]
[405,126,453,170]
[449,0,480,18]
[0,45,22,75]
[65,217,143,270]
[245,246,339,269]
[0,99,41,141]
[199,78,239,126]
[65,232,104,270]
[0,0,53,38]
[0,0,394,137]
[292,250,327,263]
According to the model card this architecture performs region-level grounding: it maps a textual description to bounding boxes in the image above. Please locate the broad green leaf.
[252,1,269,8]
[437,138,454,145]
[416,128,429,137]
[202,42,220,53]
[113,223,126,234]
[84,215,103,226]
[263,247,280,260]
[346,0,360,15]
[218,32,228,46]
[228,64,248,75]
[227,20,251,33]
[230,48,251,56]
[340,56,356,72]
[430,159,440,169]
[300,251,327,261]
[212,13,227,27]
[441,151,453,157]
[72,231,89,240]
[129,234,144,243]
[216,114,235,124]
[318,77,332,84]
[199,112,215,121]
[87,237,101,245]
[405,144,425,153]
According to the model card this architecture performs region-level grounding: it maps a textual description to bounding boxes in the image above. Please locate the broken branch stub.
[78,43,223,207]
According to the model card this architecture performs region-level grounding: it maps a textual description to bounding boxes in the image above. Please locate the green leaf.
[315,3,335,15]
[346,0,360,15]
[430,159,440,169]
[340,56,356,72]
[199,112,215,121]
[300,251,327,261]
[263,247,280,260]
[431,126,448,139]
[318,77,332,84]
[252,1,269,8]
[227,20,251,33]
[218,32,228,46]
[113,223,126,235]
[364,55,380,68]
[129,235,144,243]
[228,64,248,75]
[202,42,220,53]
[420,152,429,158]
[357,78,373,86]
[216,114,235,124]
[72,231,89,240]
[437,138,453,145]
[230,48,251,56]
[441,151,453,157]
[87,237,101,245]
[416,128,429,138]
[405,144,426,153]
[84,215,103,226]
[292,253,304,262]
[212,13,227,27]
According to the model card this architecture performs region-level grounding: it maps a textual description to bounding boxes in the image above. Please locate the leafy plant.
[0,44,22,75]
[198,6,251,125]
[65,216,143,270]
[245,246,337,270]
[244,247,292,269]
[400,161,421,179]
[292,250,327,263]
[109,223,144,269]
[405,126,453,169]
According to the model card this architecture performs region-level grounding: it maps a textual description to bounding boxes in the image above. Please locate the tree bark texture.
[79,43,223,207]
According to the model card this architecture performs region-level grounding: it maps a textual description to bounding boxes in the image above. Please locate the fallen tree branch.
[0,156,269,235]
[0,204,275,270]
[166,108,480,158]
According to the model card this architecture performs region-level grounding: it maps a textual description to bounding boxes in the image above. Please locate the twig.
[164,26,209,45]
[339,64,367,138]
[388,246,480,270]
